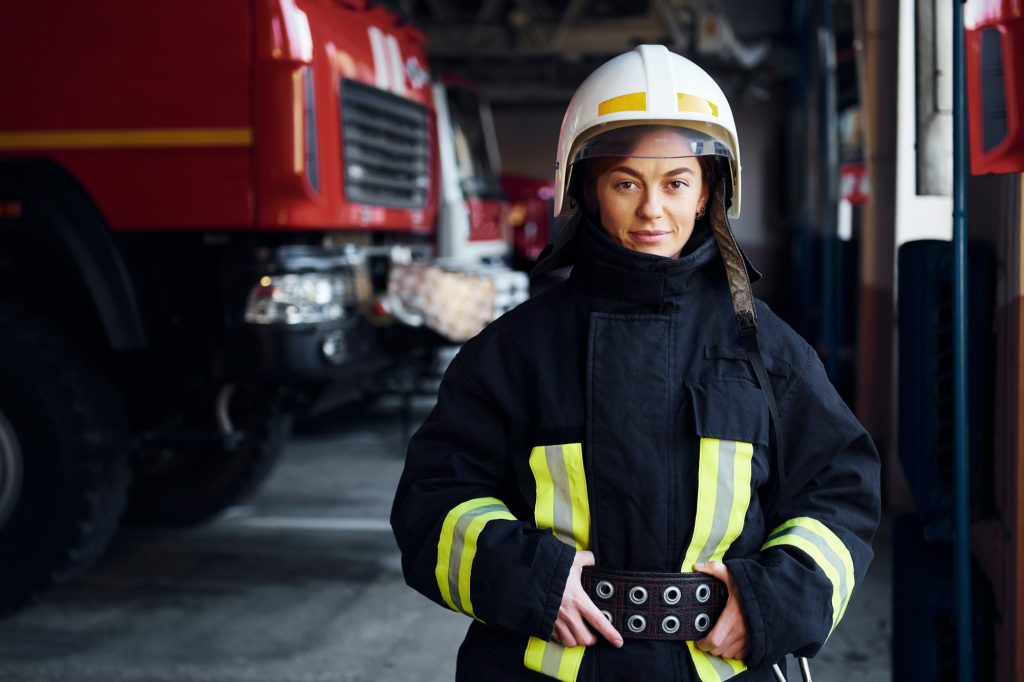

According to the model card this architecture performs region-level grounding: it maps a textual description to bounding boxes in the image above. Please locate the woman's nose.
[636,191,663,220]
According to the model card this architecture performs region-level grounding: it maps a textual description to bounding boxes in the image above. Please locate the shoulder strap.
[739,314,786,496]
[707,179,787,498]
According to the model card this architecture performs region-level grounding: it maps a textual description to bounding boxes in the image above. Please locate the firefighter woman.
[391,45,880,681]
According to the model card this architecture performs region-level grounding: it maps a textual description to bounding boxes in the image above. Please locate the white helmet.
[554,44,741,219]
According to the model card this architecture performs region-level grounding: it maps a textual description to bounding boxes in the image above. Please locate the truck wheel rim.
[0,408,24,528]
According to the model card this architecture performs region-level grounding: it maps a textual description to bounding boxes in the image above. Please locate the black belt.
[580,567,727,641]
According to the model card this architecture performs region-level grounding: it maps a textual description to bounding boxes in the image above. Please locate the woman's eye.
[667,180,689,190]
[616,181,638,191]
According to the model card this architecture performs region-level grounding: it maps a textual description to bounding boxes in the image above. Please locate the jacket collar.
[570,214,721,305]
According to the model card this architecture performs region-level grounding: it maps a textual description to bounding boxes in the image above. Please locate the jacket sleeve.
[725,344,881,668]
[390,354,575,638]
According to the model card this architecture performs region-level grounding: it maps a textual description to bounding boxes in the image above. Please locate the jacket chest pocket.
[679,379,770,571]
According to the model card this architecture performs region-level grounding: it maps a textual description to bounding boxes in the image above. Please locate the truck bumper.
[227,316,388,383]
[223,243,386,384]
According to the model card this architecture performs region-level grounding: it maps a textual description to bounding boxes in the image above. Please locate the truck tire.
[123,387,291,527]
[0,305,130,615]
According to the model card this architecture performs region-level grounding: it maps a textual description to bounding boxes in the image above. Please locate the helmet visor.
[571,124,733,164]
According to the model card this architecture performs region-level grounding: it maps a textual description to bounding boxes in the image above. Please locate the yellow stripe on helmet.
[677,93,719,117]
[597,92,648,116]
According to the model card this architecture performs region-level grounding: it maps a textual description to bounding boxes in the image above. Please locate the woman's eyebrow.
[608,165,643,178]
[609,166,695,178]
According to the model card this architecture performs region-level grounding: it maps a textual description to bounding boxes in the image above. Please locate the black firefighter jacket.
[391,216,881,682]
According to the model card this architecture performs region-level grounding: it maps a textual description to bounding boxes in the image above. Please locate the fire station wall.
[492,97,787,300]
[966,171,1024,682]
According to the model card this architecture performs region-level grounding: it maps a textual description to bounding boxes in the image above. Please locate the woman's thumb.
[574,550,596,567]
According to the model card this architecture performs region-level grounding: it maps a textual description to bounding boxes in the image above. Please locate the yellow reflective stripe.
[525,637,547,673]
[598,92,647,116]
[546,445,576,545]
[677,93,719,117]
[681,438,754,681]
[682,438,754,567]
[529,446,559,542]
[435,497,514,617]
[563,443,591,551]
[524,636,585,682]
[762,517,855,634]
[709,441,753,561]
[765,532,843,631]
[682,438,722,571]
[458,510,517,618]
[525,444,591,679]
[529,443,591,550]
[0,127,254,150]
[558,642,586,680]
[687,643,745,681]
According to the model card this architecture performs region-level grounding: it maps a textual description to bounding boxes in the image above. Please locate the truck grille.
[340,78,430,209]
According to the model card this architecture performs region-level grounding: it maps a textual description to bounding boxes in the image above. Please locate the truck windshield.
[445,86,503,200]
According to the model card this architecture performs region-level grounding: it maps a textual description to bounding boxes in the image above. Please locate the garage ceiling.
[390,0,813,105]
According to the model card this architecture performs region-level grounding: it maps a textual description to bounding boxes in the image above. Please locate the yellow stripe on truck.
[0,127,254,151]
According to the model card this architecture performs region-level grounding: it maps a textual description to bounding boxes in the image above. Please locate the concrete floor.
[0,397,891,681]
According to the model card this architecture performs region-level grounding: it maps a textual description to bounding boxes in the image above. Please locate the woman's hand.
[693,561,747,660]
[551,550,624,648]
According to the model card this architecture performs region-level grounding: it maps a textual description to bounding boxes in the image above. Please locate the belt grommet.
[601,609,613,623]
[628,585,648,605]
[596,580,615,600]
[694,613,711,633]
[627,614,647,633]
[695,583,711,604]
[663,585,681,605]
[661,615,681,635]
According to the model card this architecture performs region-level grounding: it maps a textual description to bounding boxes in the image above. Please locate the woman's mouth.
[629,230,671,244]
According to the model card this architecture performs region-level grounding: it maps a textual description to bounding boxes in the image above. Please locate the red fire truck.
[0,0,478,613]
[433,76,509,262]
[502,175,559,270]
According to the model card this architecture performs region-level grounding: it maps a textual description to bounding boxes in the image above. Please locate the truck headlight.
[244,273,351,325]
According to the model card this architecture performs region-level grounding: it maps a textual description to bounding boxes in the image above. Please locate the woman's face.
[593,133,709,259]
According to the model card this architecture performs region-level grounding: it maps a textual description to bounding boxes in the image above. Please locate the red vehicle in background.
[0,0,445,613]
[377,76,527,349]
[433,76,509,262]
[502,175,562,272]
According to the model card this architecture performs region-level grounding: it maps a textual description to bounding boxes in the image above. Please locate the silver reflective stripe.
[707,651,738,679]
[683,437,753,681]
[545,444,575,541]
[770,525,851,608]
[447,503,507,613]
[541,641,563,677]
[697,439,736,565]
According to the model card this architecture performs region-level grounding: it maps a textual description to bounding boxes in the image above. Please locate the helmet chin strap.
[708,180,788,500]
